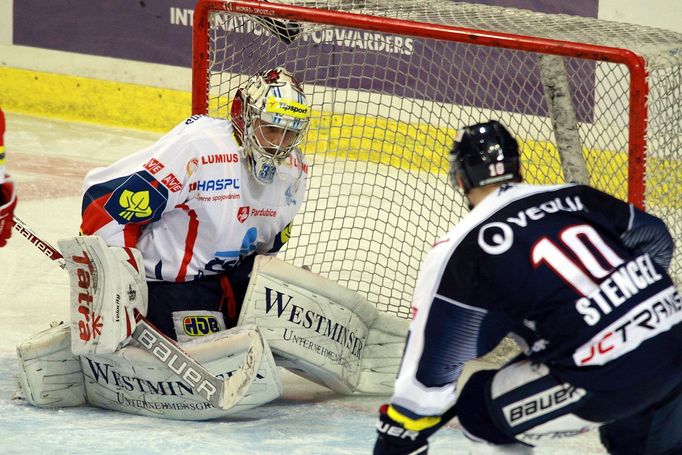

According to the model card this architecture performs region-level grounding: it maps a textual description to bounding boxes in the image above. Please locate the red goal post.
[191,0,682,317]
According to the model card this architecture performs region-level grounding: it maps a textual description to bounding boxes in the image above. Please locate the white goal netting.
[193,0,682,318]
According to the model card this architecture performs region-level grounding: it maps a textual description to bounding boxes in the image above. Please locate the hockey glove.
[373,404,442,455]
[0,176,17,247]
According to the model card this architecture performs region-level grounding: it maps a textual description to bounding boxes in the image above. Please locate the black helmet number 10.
[449,120,521,192]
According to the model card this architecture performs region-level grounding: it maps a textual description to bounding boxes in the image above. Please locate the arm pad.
[621,207,674,271]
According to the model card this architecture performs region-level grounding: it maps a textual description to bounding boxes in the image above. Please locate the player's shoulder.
[493,182,621,215]
[166,115,239,154]
[432,183,575,253]
[174,114,232,134]
[161,115,229,141]
[473,182,586,215]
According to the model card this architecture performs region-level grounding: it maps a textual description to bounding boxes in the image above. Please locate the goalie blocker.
[238,256,409,395]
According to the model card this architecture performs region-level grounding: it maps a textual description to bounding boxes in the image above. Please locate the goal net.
[192,0,682,319]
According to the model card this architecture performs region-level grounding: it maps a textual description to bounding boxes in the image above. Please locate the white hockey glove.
[238,256,409,395]
[58,236,148,355]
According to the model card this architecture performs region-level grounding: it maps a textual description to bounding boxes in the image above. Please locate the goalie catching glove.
[58,235,147,355]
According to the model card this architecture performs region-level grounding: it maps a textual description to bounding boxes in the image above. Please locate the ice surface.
[0,113,605,454]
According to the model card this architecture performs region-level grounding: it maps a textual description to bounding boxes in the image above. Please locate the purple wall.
[14,0,197,67]
[13,1,598,67]
[13,1,598,118]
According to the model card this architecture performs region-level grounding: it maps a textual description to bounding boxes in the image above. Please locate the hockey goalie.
[14,67,408,420]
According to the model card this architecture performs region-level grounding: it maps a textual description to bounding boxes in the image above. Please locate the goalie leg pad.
[82,326,282,420]
[16,322,87,407]
[238,256,408,395]
[58,235,148,355]
[356,311,409,394]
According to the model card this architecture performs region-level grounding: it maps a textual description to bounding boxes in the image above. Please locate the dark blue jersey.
[391,183,681,417]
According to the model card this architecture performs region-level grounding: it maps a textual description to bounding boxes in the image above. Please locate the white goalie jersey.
[80,115,306,282]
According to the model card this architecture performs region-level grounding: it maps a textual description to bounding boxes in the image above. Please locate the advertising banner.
[13,1,598,117]
[13,1,597,67]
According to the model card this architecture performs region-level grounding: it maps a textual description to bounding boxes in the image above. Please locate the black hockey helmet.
[449,120,521,192]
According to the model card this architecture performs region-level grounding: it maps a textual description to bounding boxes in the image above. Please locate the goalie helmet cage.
[192,0,682,318]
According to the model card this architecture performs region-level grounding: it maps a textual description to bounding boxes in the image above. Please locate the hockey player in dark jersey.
[374,120,682,454]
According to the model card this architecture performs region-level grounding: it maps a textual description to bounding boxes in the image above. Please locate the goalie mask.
[449,120,521,193]
[231,67,311,185]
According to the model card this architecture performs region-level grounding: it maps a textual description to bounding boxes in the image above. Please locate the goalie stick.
[11,215,264,411]
[12,215,67,269]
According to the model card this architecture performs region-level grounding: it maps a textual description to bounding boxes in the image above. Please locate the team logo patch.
[237,206,250,223]
[265,96,310,119]
[161,173,182,192]
[183,315,222,337]
[200,153,239,165]
[263,69,281,83]
[104,173,168,224]
[205,228,258,273]
[118,190,152,221]
[143,157,165,175]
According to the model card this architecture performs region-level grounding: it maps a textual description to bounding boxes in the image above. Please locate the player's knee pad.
[16,322,87,407]
[456,369,518,445]
[457,360,602,449]
[488,359,599,446]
